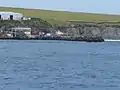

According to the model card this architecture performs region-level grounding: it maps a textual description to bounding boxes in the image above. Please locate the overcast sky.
[0,0,120,14]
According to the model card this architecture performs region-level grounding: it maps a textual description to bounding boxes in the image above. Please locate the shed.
[0,11,23,20]
[11,27,32,37]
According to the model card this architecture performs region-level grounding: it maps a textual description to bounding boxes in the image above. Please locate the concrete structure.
[0,12,23,20]
[11,27,31,37]
[6,34,13,38]
[22,17,31,20]
[45,33,52,37]
[56,31,64,35]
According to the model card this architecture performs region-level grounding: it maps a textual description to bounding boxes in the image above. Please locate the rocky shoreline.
[1,20,120,42]
[57,21,120,40]
[0,36,104,42]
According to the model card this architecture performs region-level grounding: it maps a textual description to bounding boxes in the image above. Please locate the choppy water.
[0,40,120,90]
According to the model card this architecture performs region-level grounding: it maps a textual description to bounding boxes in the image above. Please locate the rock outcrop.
[55,21,120,39]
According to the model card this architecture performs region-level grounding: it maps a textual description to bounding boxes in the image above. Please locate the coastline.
[1,7,120,43]
[0,20,120,42]
[0,36,104,42]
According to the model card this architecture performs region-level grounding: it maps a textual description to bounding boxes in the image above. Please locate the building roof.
[0,11,23,16]
[12,27,31,29]
[11,27,31,32]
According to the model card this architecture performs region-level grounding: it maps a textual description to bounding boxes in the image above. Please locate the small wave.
[104,39,120,42]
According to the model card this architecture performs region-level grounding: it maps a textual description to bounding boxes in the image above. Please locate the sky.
[0,0,120,14]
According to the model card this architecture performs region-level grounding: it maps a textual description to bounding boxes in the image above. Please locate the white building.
[11,27,31,37]
[0,11,23,20]
[56,31,64,35]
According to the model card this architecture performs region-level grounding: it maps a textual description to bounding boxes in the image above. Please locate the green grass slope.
[0,7,120,25]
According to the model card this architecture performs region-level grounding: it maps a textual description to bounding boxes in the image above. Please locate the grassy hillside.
[0,7,120,25]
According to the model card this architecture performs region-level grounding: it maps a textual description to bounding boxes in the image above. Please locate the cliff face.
[1,20,120,39]
[56,22,120,39]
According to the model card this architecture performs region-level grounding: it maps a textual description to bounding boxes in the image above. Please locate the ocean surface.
[0,40,120,90]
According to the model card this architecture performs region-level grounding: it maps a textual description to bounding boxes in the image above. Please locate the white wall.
[0,12,23,20]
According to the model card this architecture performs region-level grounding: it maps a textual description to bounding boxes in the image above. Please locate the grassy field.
[0,7,120,25]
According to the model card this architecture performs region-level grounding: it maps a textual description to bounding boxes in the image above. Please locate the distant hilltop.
[0,7,120,25]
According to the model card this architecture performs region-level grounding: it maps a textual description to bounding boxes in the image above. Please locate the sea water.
[0,40,120,90]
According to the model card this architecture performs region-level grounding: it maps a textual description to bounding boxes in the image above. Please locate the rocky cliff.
[1,20,120,39]
[55,21,120,39]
